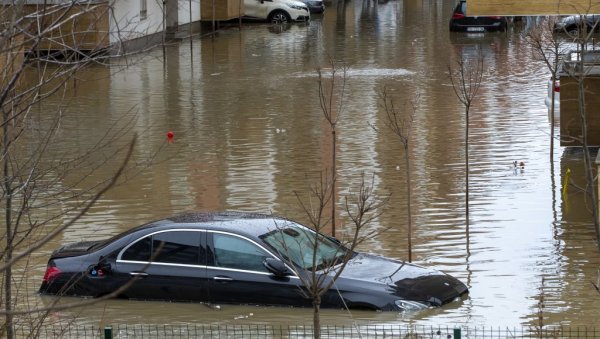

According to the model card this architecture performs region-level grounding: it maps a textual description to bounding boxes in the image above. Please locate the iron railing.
[13,324,599,338]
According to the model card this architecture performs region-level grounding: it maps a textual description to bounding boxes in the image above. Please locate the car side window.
[212,233,269,272]
[121,231,205,265]
[152,231,203,265]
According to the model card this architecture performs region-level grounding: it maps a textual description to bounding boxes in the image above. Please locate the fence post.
[453,327,462,339]
[104,326,113,339]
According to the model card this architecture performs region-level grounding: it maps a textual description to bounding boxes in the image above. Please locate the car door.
[244,0,269,19]
[206,231,309,307]
[114,230,209,302]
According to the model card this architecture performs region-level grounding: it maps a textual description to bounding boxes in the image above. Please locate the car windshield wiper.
[310,253,347,271]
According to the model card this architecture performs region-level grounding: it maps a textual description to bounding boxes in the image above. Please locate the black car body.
[554,15,600,34]
[300,0,324,14]
[40,212,468,311]
[449,0,507,33]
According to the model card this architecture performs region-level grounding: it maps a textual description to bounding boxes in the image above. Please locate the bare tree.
[317,61,348,238]
[525,17,567,161]
[270,173,386,339]
[375,88,416,262]
[448,47,485,252]
[0,2,161,338]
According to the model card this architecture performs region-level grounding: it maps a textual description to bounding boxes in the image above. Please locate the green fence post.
[453,327,461,339]
[104,326,113,339]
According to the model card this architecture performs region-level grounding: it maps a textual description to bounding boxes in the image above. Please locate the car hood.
[282,0,308,8]
[338,253,468,306]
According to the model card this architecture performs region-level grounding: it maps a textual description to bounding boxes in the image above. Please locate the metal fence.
[14,324,599,338]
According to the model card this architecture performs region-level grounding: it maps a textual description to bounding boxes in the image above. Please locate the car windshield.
[260,222,351,271]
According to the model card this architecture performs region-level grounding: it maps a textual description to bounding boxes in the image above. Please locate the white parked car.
[544,78,560,118]
[244,0,310,23]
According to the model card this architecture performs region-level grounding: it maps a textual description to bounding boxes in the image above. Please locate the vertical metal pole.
[162,0,166,58]
[189,0,193,62]
[453,328,461,339]
[211,0,215,33]
[104,326,113,339]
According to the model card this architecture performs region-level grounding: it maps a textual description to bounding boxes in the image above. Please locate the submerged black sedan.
[449,0,507,32]
[40,212,468,311]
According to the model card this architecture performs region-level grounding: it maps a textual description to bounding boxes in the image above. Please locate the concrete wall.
[110,0,164,45]
[560,75,600,146]
[110,0,201,53]
[179,0,201,26]
[467,0,600,16]
[597,152,600,221]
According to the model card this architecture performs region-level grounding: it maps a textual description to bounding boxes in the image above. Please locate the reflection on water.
[24,0,600,329]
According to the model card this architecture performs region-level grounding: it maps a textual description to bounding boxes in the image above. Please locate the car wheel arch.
[269,9,291,24]
[335,292,387,311]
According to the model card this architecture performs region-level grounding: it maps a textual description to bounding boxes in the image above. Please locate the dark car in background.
[554,15,600,34]
[300,0,324,14]
[40,212,468,311]
[449,0,507,32]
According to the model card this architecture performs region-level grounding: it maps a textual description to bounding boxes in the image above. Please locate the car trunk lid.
[50,240,100,259]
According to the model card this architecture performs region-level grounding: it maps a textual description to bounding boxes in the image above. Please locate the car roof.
[155,211,298,239]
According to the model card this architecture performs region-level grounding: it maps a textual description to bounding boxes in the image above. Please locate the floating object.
[562,168,571,197]
[167,131,174,143]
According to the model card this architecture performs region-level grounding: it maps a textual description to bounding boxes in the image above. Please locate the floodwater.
[22,0,600,330]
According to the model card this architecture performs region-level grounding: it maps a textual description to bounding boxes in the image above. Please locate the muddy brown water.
[20,0,600,329]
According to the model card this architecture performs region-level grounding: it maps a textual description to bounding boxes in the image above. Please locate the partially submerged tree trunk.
[317,62,347,238]
[378,88,416,262]
[276,173,388,339]
[312,296,321,338]
[448,48,485,254]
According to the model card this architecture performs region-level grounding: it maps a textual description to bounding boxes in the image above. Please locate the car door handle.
[129,271,149,278]
[213,276,233,282]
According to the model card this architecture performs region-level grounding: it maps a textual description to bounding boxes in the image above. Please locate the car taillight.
[452,12,465,19]
[554,82,560,92]
[43,266,62,282]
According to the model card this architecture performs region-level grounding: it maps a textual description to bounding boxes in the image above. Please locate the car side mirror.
[263,258,292,277]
